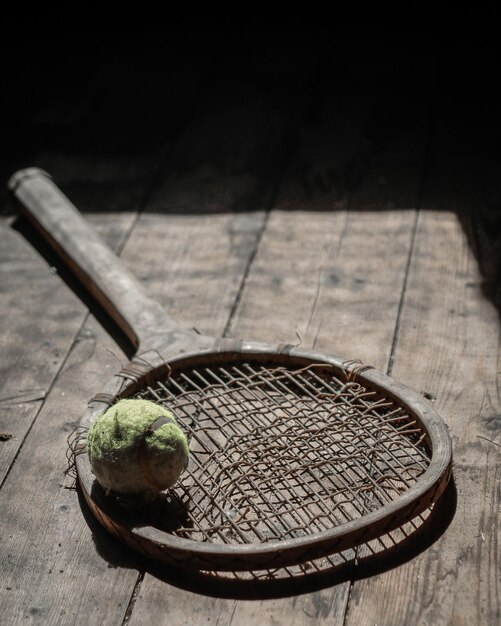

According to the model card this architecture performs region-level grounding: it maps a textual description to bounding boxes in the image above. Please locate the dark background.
[3,9,499,162]
[3,9,500,181]
[2,9,500,319]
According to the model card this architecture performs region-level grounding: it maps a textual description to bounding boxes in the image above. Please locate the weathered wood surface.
[344,109,501,626]
[0,32,499,626]
[0,35,216,624]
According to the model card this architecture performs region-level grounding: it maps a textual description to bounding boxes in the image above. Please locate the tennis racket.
[9,167,452,571]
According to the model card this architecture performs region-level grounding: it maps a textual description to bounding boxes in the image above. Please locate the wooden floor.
[0,25,499,625]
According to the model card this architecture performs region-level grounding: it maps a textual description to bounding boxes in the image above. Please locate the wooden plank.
[344,170,501,622]
[231,205,418,365]
[0,36,215,624]
[128,54,429,626]
[0,318,136,625]
[0,213,134,484]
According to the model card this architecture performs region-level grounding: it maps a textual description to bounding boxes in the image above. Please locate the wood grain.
[0,316,137,625]
[344,176,501,623]
[231,589,351,626]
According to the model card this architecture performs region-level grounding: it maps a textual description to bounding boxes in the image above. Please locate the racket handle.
[8,168,184,352]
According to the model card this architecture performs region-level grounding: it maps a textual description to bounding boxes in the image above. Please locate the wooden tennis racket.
[9,167,452,571]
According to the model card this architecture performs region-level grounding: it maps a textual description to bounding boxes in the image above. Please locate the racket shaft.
[8,168,179,350]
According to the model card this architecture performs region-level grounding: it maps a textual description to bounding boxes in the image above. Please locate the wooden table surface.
[0,25,499,625]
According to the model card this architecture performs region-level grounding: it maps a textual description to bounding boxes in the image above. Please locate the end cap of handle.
[8,167,52,192]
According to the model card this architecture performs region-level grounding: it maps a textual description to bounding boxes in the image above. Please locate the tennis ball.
[87,399,189,497]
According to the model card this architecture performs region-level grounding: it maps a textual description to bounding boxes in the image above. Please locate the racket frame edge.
[75,341,452,571]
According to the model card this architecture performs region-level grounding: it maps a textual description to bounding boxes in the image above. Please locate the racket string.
[135,362,430,545]
[65,426,88,489]
[160,368,368,537]
[239,367,423,509]
[146,378,412,532]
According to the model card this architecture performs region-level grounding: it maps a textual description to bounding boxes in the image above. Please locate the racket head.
[74,340,452,571]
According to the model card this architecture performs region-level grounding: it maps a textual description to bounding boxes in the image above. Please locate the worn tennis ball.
[87,399,189,497]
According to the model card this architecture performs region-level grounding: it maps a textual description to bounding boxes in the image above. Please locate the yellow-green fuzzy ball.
[87,399,189,496]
